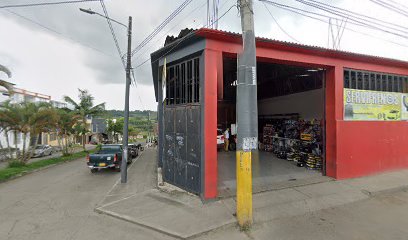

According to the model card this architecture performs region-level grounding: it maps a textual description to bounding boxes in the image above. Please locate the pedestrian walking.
[224,128,230,151]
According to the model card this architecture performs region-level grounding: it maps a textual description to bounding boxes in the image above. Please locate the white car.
[217,129,225,149]
[33,145,53,157]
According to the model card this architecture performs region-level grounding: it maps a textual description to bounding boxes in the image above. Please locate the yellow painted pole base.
[236,150,253,228]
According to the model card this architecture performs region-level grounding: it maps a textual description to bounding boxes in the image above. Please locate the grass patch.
[0,149,96,182]
[8,160,26,168]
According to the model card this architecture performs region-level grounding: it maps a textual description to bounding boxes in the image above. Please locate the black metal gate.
[163,105,201,193]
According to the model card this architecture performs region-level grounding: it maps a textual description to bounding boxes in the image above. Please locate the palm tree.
[64,89,105,151]
[0,65,15,158]
[0,101,19,158]
[0,64,14,94]
[0,101,58,163]
[55,109,81,156]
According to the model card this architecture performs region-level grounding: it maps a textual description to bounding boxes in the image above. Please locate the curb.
[361,185,408,197]
[94,206,183,239]
[94,204,237,240]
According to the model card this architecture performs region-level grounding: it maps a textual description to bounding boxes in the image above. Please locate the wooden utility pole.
[236,0,257,228]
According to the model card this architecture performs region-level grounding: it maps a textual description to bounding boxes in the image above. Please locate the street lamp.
[80,8,132,183]
[79,8,128,28]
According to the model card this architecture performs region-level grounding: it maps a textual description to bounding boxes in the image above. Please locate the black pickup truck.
[86,144,132,173]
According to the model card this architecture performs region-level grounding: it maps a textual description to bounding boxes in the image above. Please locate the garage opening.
[217,56,329,198]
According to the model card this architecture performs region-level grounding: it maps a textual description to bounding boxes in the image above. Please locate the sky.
[0,0,407,110]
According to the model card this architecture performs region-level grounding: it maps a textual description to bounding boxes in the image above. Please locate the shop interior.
[217,57,328,197]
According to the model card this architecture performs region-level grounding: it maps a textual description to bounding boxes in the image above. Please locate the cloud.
[0,0,407,111]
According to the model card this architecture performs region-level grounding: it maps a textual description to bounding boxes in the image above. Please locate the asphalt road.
[0,153,174,240]
[2,148,408,240]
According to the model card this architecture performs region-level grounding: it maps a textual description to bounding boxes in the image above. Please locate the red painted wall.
[200,29,408,198]
[337,121,408,179]
[203,49,219,199]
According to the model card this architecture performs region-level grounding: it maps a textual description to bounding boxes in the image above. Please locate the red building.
[151,28,408,200]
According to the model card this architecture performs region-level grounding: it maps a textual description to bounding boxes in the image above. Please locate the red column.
[325,66,343,178]
[203,49,219,199]
[203,49,221,199]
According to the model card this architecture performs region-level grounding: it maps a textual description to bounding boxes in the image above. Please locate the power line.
[260,0,408,40]
[292,0,408,37]
[369,0,408,17]
[299,0,408,32]
[260,0,408,48]
[134,4,237,70]
[134,0,234,67]
[99,0,126,68]
[133,0,208,63]
[130,0,195,58]
[3,9,114,57]
[0,0,100,9]
[383,0,408,11]
[261,2,299,43]
[295,0,408,38]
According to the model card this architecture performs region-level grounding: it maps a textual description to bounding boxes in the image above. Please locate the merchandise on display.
[261,118,323,171]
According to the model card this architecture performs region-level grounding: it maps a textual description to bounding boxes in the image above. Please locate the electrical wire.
[130,0,208,88]
[99,0,126,68]
[133,0,234,67]
[292,0,408,37]
[134,4,237,70]
[383,0,408,11]
[0,0,100,9]
[2,9,114,58]
[369,0,408,17]
[130,0,194,58]
[261,2,299,43]
[260,0,408,40]
[133,0,232,66]
[260,0,408,48]
[298,0,408,32]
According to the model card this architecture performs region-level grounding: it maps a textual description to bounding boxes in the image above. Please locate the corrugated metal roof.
[195,28,408,67]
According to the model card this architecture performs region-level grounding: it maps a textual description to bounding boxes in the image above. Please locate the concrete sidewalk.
[95,149,408,239]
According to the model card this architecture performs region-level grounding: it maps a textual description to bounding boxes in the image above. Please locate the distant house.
[50,100,68,109]
[88,117,108,144]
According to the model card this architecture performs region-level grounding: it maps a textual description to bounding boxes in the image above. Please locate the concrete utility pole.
[236,0,257,228]
[121,16,132,183]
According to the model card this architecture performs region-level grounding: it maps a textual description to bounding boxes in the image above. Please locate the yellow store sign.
[344,88,408,121]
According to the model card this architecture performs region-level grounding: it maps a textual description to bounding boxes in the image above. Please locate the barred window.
[165,57,200,105]
[344,69,408,93]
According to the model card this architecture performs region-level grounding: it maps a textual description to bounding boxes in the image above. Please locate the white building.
[0,87,70,156]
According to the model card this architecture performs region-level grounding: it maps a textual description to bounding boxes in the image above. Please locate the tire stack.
[306,154,322,170]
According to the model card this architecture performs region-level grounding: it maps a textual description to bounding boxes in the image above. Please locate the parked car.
[86,144,131,173]
[128,144,139,158]
[217,129,225,150]
[32,145,53,157]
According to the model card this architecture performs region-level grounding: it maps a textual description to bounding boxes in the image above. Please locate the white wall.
[258,89,324,120]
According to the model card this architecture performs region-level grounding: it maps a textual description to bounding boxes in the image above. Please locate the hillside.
[106,110,157,120]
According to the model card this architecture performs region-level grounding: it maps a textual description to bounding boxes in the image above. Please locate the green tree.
[106,118,123,143]
[55,109,81,156]
[0,101,19,158]
[128,126,140,142]
[64,89,105,151]
[0,102,58,163]
[0,65,15,157]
